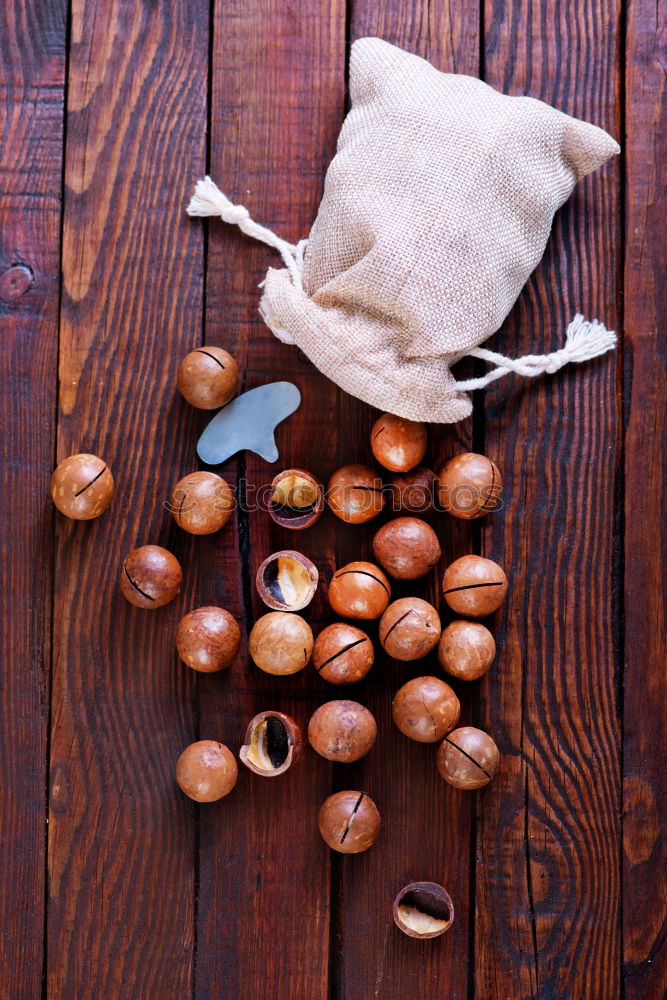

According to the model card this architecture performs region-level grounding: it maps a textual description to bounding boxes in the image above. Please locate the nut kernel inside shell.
[393,882,454,938]
[272,474,319,508]
[256,551,318,612]
[240,712,301,777]
[269,469,324,530]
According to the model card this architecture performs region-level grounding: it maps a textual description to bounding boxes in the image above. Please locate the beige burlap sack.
[188,37,619,423]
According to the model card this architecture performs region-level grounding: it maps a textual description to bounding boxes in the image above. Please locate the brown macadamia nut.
[176,740,238,801]
[442,555,508,618]
[313,623,374,685]
[327,465,385,524]
[379,597,441,661]
[249,612,313,675]
[120,545,182,609]
[170,471,233,535]
[50,453,114,520]
[176,606,241,672]
[393,882,454,939]
[437,726,500,789]
[318,791,381,854]
[388,466,437,514]
[177,346,239,409]
[269,468,324,530]
[372,517,441,580]
[328,561,391,620]
[392,676,460,743]
[438,621,496,680]
[256,550,318,612]
[370,413,427,473]
[308,700,377,762]
[438,452,502,519]
[239,711,302,777]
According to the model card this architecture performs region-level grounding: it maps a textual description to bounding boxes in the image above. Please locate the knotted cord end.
[455,314,617,393]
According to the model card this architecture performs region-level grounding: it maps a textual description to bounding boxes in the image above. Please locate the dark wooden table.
[2,0,664,997]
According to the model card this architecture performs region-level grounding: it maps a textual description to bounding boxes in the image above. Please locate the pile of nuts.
[50,355,506,940]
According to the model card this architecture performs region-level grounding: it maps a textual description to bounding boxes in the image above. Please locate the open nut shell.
[393,881,454,939]
[269,468,324,530]
[239,711,302,777]
[256,550,319,612]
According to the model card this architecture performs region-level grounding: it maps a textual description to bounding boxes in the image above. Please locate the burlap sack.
[188,37,619,423]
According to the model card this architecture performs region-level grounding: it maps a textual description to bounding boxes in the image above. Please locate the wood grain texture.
[0,1,65,996]
[194,2,346,997]
[623,0,667,994]
[332,5,480,998]
[477,1,623,997]
[47,1,208,996]
[2,0,663,996]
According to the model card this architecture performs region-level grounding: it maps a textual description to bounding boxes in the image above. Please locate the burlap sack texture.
[188,37,620,423]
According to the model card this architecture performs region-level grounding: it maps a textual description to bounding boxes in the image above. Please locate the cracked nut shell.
[249,612,313,675]
[438,620,496,680]
[313,623,374,685]
[120,545,182,609]
[255,550,318,612]
[437,726,500,789]
[318,791,380,854]
[372,517,441,580]
[328,561,391,620]
[388,466,437,514]
[308,700,377,762]
[370,413,427,473]
[239,711,302,777]
[269,468,324,530]
[392,676,460,743]
[442,555,508,618]
[176,606,241,672]
[379,597,441,661]
[170,471,233,535]
[177,346,239,409]
[50,453,115,520]
[176,740,238,801]
[438,452,502,519]
[327,465,385,524]
[393,882,454,939]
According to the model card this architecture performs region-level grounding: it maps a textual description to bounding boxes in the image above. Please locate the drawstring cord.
[186,176,305,289]
[187,176,617,391]
[454,315,617,391]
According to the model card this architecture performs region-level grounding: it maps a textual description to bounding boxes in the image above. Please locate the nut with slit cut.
[318,791,380,854]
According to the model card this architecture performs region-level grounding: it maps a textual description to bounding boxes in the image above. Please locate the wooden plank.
[332,5,480,998]
[477,1,622,997]
[194,2,346,997]
[47,1,208,996]
[0,2,66,995]
[623,0,667,994]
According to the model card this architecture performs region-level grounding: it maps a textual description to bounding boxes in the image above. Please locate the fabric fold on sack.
[187,36,619,423]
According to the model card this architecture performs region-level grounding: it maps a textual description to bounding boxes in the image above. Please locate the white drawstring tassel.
[186,176,304,288]
[455,314,617,392]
